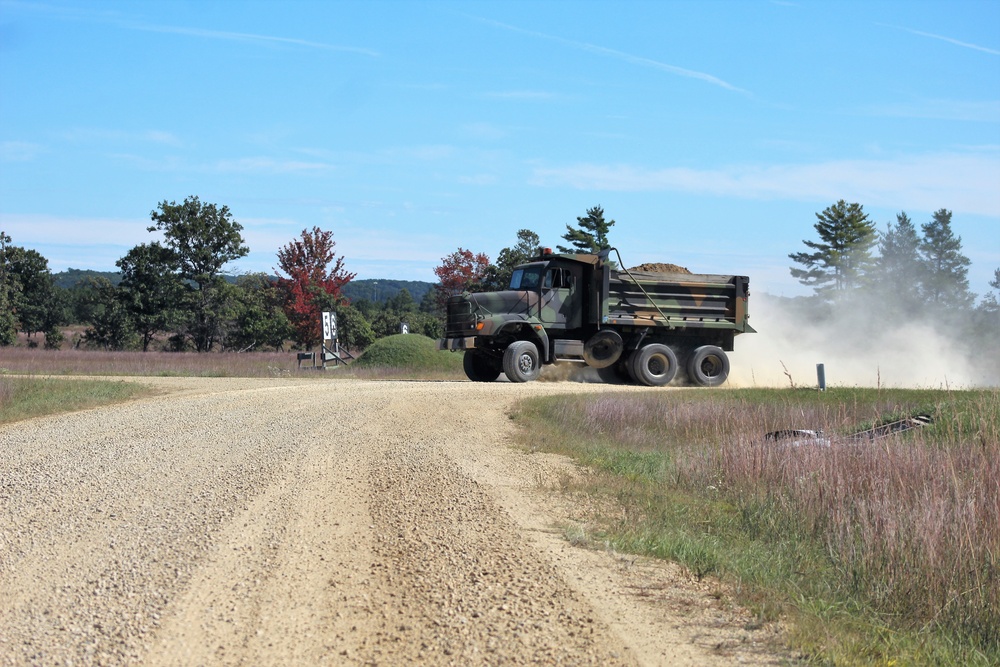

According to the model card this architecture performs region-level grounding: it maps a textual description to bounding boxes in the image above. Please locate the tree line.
[788,199,998,316]
[1,197,365,353]
[3,197,995,356]
[0,199,614,354]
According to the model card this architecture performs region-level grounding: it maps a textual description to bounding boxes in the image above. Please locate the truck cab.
[509,259,583,330]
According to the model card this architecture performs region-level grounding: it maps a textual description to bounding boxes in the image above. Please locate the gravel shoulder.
[0,377,789,665]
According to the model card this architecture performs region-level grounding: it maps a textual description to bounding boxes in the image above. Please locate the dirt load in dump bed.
[627,262,692,274]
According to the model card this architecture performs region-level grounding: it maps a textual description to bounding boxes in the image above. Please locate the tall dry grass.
[518,388,1000,664]
[704,402,999,650]
[0,335,466,380]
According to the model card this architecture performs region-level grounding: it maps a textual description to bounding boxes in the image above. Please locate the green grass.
[349,334,465,378]
[512,387,1000,666]
[0,376,155,424]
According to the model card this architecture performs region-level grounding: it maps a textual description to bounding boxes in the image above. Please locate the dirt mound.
[627,262,692,274]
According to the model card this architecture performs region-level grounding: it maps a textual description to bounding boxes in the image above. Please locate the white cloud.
[457,174,498,186]
[59,127,183,145]
[211,157,332,174]
[122,22,381,57]
[460,122,507,141]
[866,98,1000,123]
[0,213,153,247]
[531,152,1000,217]
[0,141,44,161]
[481,90,558,101]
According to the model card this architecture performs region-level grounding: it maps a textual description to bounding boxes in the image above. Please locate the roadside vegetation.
[0,376,153,425]
[350,334,465,379]
[513,387,999,666]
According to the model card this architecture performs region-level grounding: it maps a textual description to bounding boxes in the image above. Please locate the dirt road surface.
[0,377,789,665]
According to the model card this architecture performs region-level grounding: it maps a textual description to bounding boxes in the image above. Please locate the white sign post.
[321,312,338,369]
[322,312,333,341]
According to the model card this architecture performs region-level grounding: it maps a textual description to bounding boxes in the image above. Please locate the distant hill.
[53,270,435,305]
[53,269,122,289]
[343,279,434,305]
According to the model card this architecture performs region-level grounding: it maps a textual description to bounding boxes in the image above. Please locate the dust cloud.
[728,294,996,389]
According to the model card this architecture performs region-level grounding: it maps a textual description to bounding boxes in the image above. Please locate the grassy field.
[0,376,155,425]
[513,387,999,666]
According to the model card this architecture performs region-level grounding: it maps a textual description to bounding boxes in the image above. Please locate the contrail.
[472,15,748,94]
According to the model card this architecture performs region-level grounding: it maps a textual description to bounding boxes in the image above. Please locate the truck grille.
[445,296,477,337]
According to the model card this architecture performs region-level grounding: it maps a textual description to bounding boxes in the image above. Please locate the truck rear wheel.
[596,359,631,384]
[688,345,730,387]
[503,340,542,383]
[631,344,679,387]
[463,351,501,382]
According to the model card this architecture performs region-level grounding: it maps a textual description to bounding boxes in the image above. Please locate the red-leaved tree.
[433,248,491,308]
[276,227,356,349]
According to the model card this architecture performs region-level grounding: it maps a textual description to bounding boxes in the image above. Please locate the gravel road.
[0,377,788,666]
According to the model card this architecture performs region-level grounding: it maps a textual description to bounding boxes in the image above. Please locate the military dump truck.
[437,248,754,386]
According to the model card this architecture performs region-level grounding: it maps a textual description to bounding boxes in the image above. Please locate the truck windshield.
[509,267,542,290]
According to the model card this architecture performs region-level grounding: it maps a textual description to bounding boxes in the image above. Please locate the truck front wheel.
[503,340,542,383]
[688,345,730,387]
[463,351,502,382]
[631,343,679,387]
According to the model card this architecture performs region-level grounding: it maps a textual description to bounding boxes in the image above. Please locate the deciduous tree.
[80,277,135,351]
[149,196,249,351]
[333,303,376,351]
[224,273,292,352]
[275,226,356,349]
[0,231,19,346]
[433,248,491,305]
[116,242,184,352]
[485,229,541,290]
[1,242,63,346]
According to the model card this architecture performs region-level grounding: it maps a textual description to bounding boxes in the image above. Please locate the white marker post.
[322,311,338,369]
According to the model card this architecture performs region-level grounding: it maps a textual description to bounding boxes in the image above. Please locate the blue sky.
[1,0,998,297]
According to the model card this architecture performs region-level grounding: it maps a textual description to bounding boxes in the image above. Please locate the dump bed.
[605,270,754,333]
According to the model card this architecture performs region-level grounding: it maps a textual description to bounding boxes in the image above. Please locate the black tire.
[583,330,624,369]
[687,345,730,387]
[630,343,679,387]
[503,340,542,383]
[625,350,641,383]
[463,351,501,382]
[595,359,631,384]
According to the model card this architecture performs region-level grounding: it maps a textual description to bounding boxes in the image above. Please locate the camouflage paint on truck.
[438,248,754,386]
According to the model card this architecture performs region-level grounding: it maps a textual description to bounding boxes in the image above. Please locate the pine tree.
[872,211,923,308]
[557,206,615,255]
[918,208,974,310]
[789,200,877,298]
